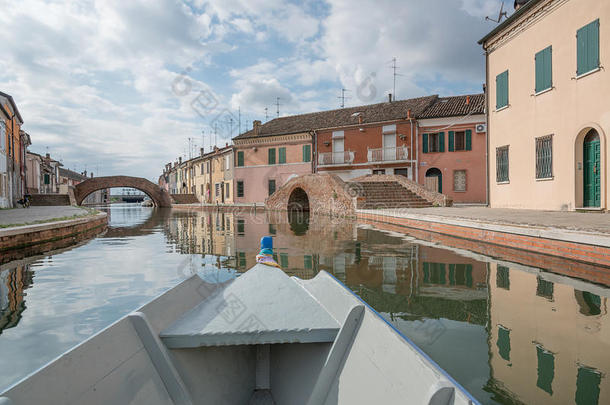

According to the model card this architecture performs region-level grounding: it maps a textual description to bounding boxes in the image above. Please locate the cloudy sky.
[0,0,505,180]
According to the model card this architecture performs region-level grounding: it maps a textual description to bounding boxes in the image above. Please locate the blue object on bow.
[260,236,273,251]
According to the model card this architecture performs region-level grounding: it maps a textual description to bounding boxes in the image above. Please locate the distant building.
[26,152,62,194]
[58,168,107,204]
[209,145,234,204]
[479,0,608,210]
[0,91,25,208]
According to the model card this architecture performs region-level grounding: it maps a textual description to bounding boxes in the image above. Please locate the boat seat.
[160,265,341,348]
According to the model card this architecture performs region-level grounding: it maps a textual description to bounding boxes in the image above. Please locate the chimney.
[253,120,261,136]
[200,147,204,156]
[45,153,50,159]
[226,142,228,147]
[358,115,363,125]
[83,170,87,177]
[514,0,529,10]
[179,157,182,164]
[407,109,412,119]
[90,172,94,178]
[388,93,393,103]
[466,95,470,105]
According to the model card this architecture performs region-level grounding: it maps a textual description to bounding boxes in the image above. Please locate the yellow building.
[191,152,212,203]
[480,0,609,210]
[209,145,234,204]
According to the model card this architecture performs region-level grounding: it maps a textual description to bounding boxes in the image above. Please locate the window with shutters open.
[577,19,600,76]
[424,132,444,153]
[535,46,552,93]
[237,151,244,167]
[496,70,509,109]
[448,130,472,151]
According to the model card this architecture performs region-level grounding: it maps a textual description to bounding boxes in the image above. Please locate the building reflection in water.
[0,265,33,335]
[1,206,608,404]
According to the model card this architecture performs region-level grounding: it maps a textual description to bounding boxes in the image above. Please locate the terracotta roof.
[418,94,485,119]
[59,167,87,181]
[0,91,24,124]
[233,95,438,140]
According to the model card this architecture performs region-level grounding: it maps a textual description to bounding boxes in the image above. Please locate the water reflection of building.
[0,265,33,334]
[488,263,609,404]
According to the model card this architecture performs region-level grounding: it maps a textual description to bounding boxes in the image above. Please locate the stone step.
[170,194,200,204]
[29,194,71,206]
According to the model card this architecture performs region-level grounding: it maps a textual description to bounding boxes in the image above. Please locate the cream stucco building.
[480,0,609,210]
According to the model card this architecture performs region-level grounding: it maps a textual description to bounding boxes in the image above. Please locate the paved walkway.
[0,206,91,227]
[359,207,610,234]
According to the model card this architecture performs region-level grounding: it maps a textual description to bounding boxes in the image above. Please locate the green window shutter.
[422,133,428,153]
[578,20,600,75]
[575,366,601,405]
[304,255,313,269]
[496,70,508,109]
[448,131,455,152]
[448,264,456,285]
[279,147,286,164]
[536,47,552,92]
[237,151,244,167]
[536,346,555,395]
[268,148,276,164]
[302,144,311,162]
[497,327,511,361]
[423,262,430,283]
[438,132,445,152]
[466,264,473,287]
[465,130,472,151]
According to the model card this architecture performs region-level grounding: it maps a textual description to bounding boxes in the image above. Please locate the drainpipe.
[310,130,317,174]
[484,48,490,207]
[410,118,414,180]
[415,121,419,182]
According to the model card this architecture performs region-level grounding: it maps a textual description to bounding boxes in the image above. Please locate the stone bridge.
[74,176,172,207]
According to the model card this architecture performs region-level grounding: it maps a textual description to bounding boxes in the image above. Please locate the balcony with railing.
[367,146,409,163]
[318,151,355,166]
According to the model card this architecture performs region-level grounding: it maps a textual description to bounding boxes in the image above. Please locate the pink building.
[417,94,486,204]
[232,120,313,204]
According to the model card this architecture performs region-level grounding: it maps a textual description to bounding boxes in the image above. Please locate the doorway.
[584,130,601,207]
[425,168,442,193]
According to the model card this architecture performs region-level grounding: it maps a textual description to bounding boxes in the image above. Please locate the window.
[372,169,385,175]
[225,155,230,170]
[236,181,244,197]
[278,147,286,164]
[423,262,446,284]
[237,219,245,235]
[280,253,288,268]
[496,70,509,109]
[497,326,511,361]
[0,121,5,151]
[237,252,246,269]
[536,135,553,179]
[302,144,311,162]
[215,183,220,197]
[575,366,601,405]
[536,277,554,300]
[268,148,276,164]
[496,146,509,183]
[496,265,510,290]
[237,151,244,167]
[44,173,50,185]
[575,290,601,316]
[225,182,230,198]
[535,46,553,93]
[577,19,600,76]
[304,255,313,269]
[200,184,204,195]
[422,132,444,153]
[448,130,472,152]
[200,163,204,175]
[448,264,473,287]
[536,346,555,395]
[454,170,466,192]
[268,179,276,195]
[268,223,276,235]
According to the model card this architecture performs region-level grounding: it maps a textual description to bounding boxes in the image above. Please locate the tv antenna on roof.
[387,57,403,99]
[264,107,269,121]
[276,97,281,117]
[338,88,351,108]
[485,1,508,23]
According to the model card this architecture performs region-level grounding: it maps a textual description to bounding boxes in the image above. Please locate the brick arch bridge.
[265,173,356,215]
[74,176,172,207]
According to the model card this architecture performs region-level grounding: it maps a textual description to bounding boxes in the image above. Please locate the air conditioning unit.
[475,123,487,133]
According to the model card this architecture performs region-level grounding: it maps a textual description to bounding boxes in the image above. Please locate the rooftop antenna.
[388,57,403,99]
[238,106,241,135]
[264,107,269,122]
[276,97,281,117]
[338,88,351,108]
[486,1,507,23]
[214,123,218,147]
[201,130,205,153]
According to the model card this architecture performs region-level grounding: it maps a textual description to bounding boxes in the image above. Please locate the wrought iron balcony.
[318,151,355,166]
[367,146,409,162]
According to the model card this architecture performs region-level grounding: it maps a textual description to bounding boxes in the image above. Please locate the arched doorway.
[583,130,601,207]
[425,168,442,193]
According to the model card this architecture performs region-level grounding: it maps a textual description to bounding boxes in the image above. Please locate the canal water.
[0,204,608,404]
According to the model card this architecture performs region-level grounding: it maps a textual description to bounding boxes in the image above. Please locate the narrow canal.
[0,204,608,404]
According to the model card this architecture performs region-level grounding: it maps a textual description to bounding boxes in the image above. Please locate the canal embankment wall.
[357,208,610,278]
[0,212,107,255]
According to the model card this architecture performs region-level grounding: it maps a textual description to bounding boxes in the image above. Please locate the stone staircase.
[170,194,199,204]
[349,181,433,209]
[29,193,71,206]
